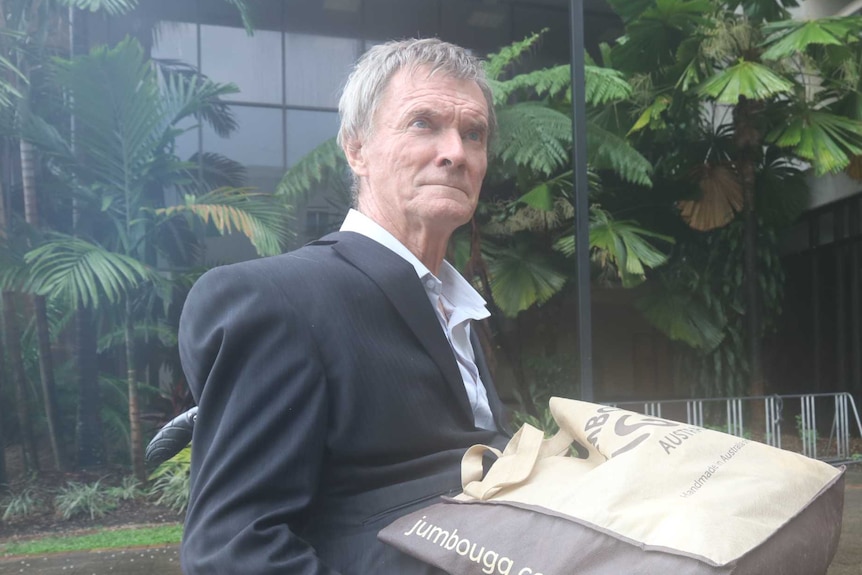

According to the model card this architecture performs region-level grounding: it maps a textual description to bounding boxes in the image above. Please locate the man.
[178,38,510,574]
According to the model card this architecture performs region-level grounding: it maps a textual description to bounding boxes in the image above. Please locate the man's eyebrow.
[465,117,489,133]
[403,106,442,120]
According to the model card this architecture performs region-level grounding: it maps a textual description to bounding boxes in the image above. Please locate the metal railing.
[608,393,862,463]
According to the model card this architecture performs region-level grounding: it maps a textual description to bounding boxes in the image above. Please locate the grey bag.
[379,398,845,575]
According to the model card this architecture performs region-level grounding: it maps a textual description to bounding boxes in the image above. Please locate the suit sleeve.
[178,264,339,575]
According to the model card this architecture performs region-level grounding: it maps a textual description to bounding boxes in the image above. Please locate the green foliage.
[58,0,138,14]
[697,60,794,104]
[484,30,546,82]
[149,447,191,513]
[768,110,862,176]
[555,207,673,288]
[24,236,156,309]
[587,123,654,185]
[108,476,144,501]
[484,237,568,317]
[275,137,351,217]
[157,187,292,257]
[761,16,862,61]
[1,485,45,521]
[53,480,118,520]
[795,414,818,444]
[492,103,572,177]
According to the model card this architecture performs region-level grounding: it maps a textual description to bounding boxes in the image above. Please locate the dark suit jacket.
[178,231,511,574]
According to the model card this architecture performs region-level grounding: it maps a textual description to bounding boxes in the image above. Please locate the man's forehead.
[385,67,488,114]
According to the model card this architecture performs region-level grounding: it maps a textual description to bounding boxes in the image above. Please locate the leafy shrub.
[54,480,118,520]
[2,485,45,521]
[108,476,144,501]
[149,446,191,513]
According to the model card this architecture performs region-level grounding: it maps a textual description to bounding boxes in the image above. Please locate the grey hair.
[337,38,496,151]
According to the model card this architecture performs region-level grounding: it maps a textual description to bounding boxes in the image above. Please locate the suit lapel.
[324,232,474,423]
[470,327,510,434]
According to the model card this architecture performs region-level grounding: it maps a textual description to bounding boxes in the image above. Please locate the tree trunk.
[75,306,104,467]
[20,139,64,470]
[0,168,9,486]
[733,97,764,399]
[126,307,145,482]
[0,141,38,473]
[0,329,7,488]
[1,291,39,473]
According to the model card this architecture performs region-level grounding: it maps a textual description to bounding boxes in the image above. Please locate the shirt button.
[425,279,436,290]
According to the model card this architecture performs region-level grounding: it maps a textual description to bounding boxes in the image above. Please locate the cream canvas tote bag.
[380,398,845,575]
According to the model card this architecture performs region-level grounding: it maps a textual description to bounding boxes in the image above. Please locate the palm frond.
[179,152,247,192]
[276,138,349,205]
[767,110,862,175]
[97,321,178,353]
[492,102,571,177]
[678,163,743,231]
[221,0,255,35]
[52,37,166,194]
[57,0,139,15]
[756,150,809,227]
[0,53,26,110]
[636,286,726,351]
[157,187,292,257]
[611,0,713,74]
[761,16,862,61]
[605,0,655,24]
[725,0,797,23]
[697,60,794,104]
[24,236,155,308]
[485,238,568,317]
[157,64,239,138]
[629,95,672,134]
[556,207,672,287]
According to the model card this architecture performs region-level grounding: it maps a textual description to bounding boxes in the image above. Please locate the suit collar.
[319,232,474,425]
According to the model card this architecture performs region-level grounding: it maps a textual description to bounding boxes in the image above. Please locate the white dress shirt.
[340,209,496,430]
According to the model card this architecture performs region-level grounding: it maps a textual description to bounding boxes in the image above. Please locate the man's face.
[345,67,490,238]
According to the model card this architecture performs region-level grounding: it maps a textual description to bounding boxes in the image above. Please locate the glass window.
[284,34,359,108]
[362,0,438,41]
[151,21,198,68]
[441,0,510,55]
[286,109,340,167]
[203,105,284,190]
[200,24,282,104]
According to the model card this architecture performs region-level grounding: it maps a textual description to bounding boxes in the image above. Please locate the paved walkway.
[1,465,860,574]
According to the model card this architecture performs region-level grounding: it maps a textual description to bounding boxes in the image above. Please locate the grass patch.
[0,523,182,557]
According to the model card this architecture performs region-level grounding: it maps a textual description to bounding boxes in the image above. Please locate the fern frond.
[492,102,571,177]
[587,123,654,185]
[485,30,547,81]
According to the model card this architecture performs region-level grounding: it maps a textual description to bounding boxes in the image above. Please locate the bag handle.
[461,423,574,500]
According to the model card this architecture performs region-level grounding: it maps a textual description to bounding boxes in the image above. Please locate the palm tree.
[610,0,862,396]
[23,37,290,481]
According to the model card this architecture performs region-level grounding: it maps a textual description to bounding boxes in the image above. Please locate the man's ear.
[343,138,368,176]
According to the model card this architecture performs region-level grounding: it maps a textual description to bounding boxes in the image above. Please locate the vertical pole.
[569,0,593,401]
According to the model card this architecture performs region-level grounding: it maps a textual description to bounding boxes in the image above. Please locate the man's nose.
[436,128,467,168]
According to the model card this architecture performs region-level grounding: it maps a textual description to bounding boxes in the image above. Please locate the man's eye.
[465,130,483,142]
[410,119,429,129]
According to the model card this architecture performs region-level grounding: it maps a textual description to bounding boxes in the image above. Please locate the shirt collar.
[339,209,489,320]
